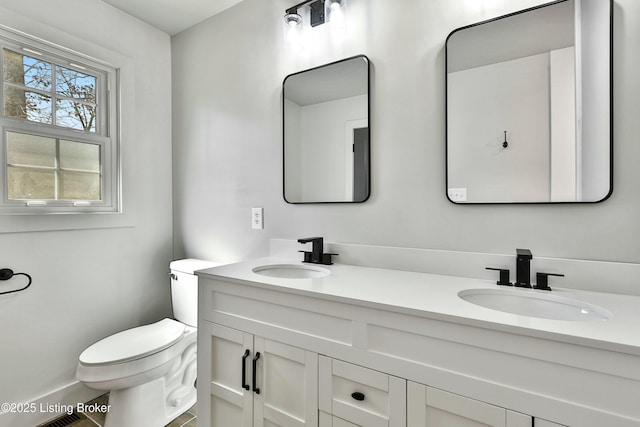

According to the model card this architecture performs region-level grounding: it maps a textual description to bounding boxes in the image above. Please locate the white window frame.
[0,27,120,215]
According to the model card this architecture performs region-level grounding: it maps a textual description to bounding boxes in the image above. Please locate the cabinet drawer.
[320,411,361,427]
[319,356,406,427]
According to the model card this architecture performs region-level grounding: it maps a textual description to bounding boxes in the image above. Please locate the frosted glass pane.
[59,171,100,200]
[7,167,55,200]
[60,140,100,172]
[7,132,56,167]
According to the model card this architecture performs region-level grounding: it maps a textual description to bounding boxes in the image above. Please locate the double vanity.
[196,0,621,424]
[196,256,640,427]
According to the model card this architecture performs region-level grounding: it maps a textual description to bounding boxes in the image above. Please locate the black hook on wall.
[502,131,509,148]
[0,268,32,295]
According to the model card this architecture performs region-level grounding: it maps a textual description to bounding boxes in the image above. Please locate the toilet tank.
[170,259,223,327]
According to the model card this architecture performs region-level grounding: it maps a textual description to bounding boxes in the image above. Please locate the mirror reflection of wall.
[446,0,612,204]
[283,55,370,203]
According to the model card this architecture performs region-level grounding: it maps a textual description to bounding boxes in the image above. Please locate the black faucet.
[486,249,563,291]
[515,248,533,288]
[297,237,337,265]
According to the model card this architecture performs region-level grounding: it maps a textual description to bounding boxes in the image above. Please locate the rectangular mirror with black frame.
[283,55,370,204]
[446,0,612,204]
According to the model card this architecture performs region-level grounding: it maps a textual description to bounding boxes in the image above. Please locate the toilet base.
[102,341,197,427]
[104,379,195,427]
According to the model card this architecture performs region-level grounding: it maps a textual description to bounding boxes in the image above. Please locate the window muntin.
[6,131,101,201]
[3,48,98,132]
[0,31,118,213]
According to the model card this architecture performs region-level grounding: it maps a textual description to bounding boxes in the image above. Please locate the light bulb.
[326,0,347,39]
[283,12,304,51]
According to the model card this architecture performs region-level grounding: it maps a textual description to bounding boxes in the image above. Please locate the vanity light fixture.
[283,0,347,48]
[285,0,325,29]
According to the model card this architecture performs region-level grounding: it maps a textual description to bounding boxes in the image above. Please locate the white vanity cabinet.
[197,262,639,427]
[319,412,360,427]
[407,381,543,427]
[200,322,318,427]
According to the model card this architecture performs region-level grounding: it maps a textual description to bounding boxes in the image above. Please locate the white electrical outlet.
[448,188,467,202]
[252,207,264,229]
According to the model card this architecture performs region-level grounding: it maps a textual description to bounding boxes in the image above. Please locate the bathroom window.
[0,31,119,214]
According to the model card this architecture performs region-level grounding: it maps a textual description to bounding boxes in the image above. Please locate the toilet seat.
[79,318,185,366]
[76,317,197,389]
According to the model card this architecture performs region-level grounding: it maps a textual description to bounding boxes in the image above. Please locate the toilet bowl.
[76,259,221,427]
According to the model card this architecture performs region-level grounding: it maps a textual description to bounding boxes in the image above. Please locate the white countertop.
[198,257,640,356]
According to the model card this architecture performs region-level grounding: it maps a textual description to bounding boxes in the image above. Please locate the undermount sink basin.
[252,264,330,279]
[458,289,612,321]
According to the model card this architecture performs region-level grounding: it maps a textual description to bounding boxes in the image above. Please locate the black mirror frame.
[444,0,613,205]
[282,54,371,204]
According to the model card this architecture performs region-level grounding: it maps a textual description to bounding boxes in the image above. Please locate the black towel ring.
[0,268,33,295]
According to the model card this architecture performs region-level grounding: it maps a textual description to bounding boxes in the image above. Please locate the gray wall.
[0,0,174,411]
[172,0,639,269]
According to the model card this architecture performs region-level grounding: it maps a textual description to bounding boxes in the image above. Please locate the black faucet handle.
[298,250,337,265]
[534,272,564,291]
[298,250,313,263]
[321,253,338,265]
[486,267,512,286]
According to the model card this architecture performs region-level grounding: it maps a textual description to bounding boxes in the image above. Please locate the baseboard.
[0,381,104,427]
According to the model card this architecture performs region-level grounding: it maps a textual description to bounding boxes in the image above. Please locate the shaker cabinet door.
[208,323,254,427]
[253,336,318,427]
[407,381,533,427]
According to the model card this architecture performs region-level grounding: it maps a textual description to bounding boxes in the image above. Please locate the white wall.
[284,94,367,203]
[580,0,612,201]
[0,0,173,423]
[172,0,640,276]
[550,46,578,202]
[284,98,302,200]
[299,95,367,202]
[448,53,551,202]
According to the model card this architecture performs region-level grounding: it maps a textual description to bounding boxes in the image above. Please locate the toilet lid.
[79,318,185,365]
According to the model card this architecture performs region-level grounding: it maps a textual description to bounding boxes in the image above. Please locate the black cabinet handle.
[241,349,250,390]
[351,391,365,401]
[252,352,261,394]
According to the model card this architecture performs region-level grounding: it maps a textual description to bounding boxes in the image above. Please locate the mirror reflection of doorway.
[344,118,369,202]
[353,127,369,202]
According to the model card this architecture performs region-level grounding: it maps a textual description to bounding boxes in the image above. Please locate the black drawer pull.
[241,349,250,390]
[351,391,365,401]
[252,352,261,394]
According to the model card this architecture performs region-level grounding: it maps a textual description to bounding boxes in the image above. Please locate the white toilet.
[76,259,220,427]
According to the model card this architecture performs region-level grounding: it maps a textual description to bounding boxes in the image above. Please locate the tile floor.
[38,394,197,427]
